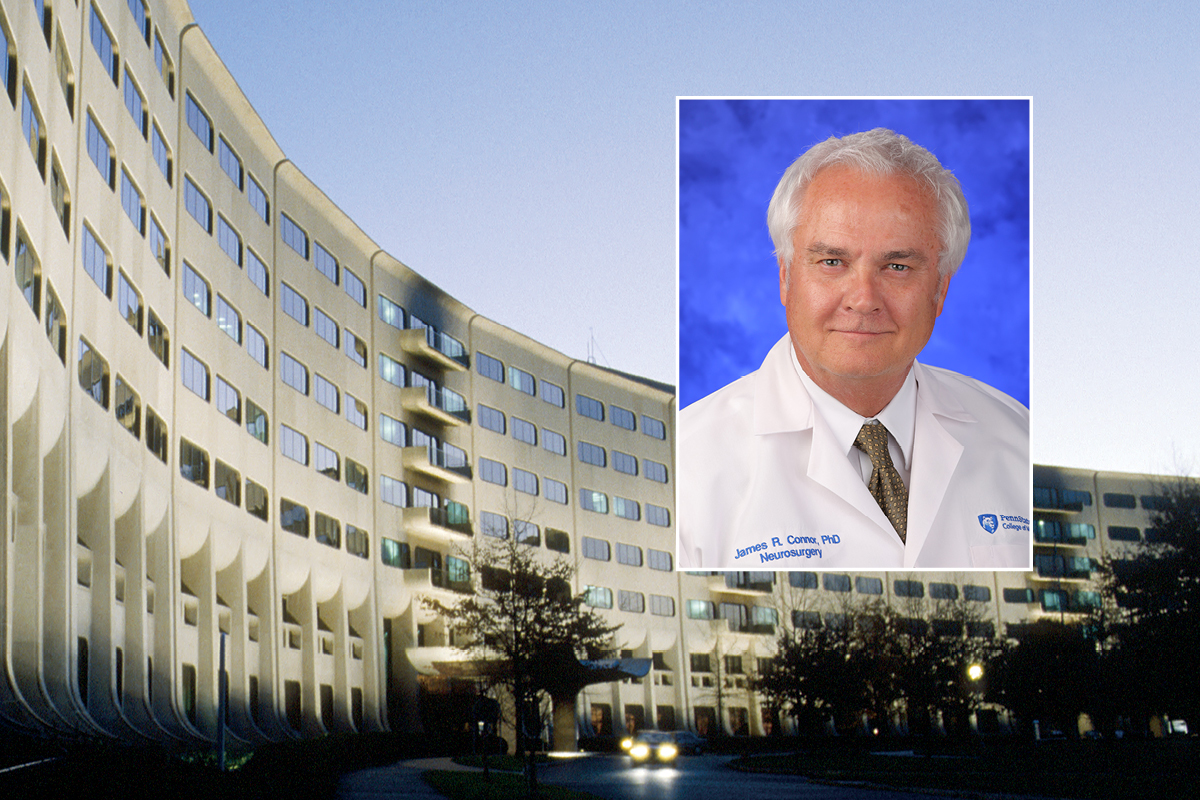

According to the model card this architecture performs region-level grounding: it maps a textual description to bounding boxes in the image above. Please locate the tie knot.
[854,422,891,463]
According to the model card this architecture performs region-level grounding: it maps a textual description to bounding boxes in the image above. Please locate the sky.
[188,1,1200,478]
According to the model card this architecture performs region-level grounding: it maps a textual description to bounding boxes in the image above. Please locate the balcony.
[403,504,473,539]
[400,385,470,427]
[402,445,472,484]
[400,327,468,372]
[402,566,473,595]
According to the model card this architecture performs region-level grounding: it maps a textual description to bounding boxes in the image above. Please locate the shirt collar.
[789,345,918,471]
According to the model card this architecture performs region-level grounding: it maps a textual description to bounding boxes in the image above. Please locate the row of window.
[277,498,369,558]
[377,294,466,364]
[1002,586,1100,613]
[580,537,674,570]
[185,93,269,225]
[1034,486,1170,513]
[786,571,994,601]
[584,586,676,617]
[7,222,68,363]
[575,439,669,482]
[477,404,567,454]
[78,337,167,461]
[179,347,269,444]
[684,601,779,632]
[579,488,671,526]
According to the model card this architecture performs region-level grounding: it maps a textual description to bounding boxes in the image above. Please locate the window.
[687,600,715,620]
[114,377,139,437]
[379,414,406,447]
[1109,525,1140,542]
[218,137,243,189]
[377,294,405,330]
[346,526,369,559]
[476,352,503,382]
[215,461,240,506]
[346,395,367,430]
[576,394,604,421]
[513,468,538,496]
[1003,587,1035,604]
[582,537,610,561]
[280,353,308,395]
[313,308,339,348]
[507,366,535,395]
[540,380,564,407]
[179,439,208,487]
[380,537,409,569]
[544,478,567,505]
[280,499,308,537]
[512,417,536,445]
[55,29,74,116]
[644,460,668,483]
[145,407,167,463]
[542,429,566,456]
[246,399,268,444]
[120,171,145,234]
[246,479,268,521]
[346,460,368,495]
[613,497,640,521]
[649,595,675,617]
[378,353,405,388]
[50,158,70,236]
[314,443,340,481]
[616,543,642,567]
[380,475,406,507]
[343,267,365,306]
[720,603,748,631]
[246,324,268,369]
[648,549,672,571]
[280,214,308,258]
[480,511,508,539]
[646,504,670,527]
[90,5,118,83]
[217,216,242,265]
[642,416,667,439]
[21,85,45,177]
[585,586,613,609]
[45,284,67,364]
[153,31,174,96]
[184,177,211,232]
[787,571,817,589]
[619,591,645,613]
[280,283,308,326]
[182,262,210,316]
[792,610,822,629]
[185,93,212,150]
[280,424,308,465]
[247,249,269,295]
[215,377,240,423]
[248,175,268,222]
[545,528,570,553]
[344,330,367,367]
[313,374,339,413]
[216,296,241,343]
[611,406,636,431]
[81,226,112,299]
[1033,486,1092,510]
[929,582,958,600]
[149,215,169,273]
[147,310,169,367]
[86,113,114,187]
[1141,494,1171,511]
[314,242,338,284]
[479,457,507,486]
[123,69,146,137]
[894,579,924,598]
[478,404,505,434]
[613,451,638,476]
[824,574,851,593]
[581,489,608,514]
[962,584,991,602]
[180,349,209,400]
[515,520,540,546]
[15,231,41,315]
[152,124,171,184]
[578,441,606,467]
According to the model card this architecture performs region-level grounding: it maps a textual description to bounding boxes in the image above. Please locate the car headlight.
[658,743,678,759]
[630,743,650,759]
[620,737,633,750]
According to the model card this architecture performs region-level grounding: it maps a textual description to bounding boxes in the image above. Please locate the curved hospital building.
[0,0,1169,748]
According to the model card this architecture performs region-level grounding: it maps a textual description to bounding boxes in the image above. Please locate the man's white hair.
[767,127,971,279]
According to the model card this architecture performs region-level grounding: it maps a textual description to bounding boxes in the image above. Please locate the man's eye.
[822,259,841,267]
[887,263,910,272]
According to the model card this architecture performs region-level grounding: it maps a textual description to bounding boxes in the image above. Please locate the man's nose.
[843,267,882,313]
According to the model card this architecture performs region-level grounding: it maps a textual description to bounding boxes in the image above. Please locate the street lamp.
[967,663,984,682]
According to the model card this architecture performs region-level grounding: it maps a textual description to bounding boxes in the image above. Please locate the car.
[627,732,679,766]
[668,730,708,755]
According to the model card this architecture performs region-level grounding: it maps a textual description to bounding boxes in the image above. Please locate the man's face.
[780,165,950,394]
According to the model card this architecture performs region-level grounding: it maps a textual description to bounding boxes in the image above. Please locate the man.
[678,128,1030,570]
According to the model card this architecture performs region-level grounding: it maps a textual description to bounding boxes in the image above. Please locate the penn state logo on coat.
[978,514,999,534]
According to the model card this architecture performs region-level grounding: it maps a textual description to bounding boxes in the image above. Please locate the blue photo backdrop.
[678,98,1030,410]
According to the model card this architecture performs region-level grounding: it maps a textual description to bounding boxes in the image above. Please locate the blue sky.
[190,1,1200,477]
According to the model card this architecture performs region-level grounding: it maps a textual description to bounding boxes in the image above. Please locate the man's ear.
[934,272,951,317]
[779,257,790,304]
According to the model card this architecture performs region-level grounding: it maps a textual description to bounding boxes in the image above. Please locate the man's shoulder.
[916,362,1029,427]
[679,372,759,443]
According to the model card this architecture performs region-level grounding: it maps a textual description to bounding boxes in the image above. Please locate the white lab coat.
[678,335,1031,570]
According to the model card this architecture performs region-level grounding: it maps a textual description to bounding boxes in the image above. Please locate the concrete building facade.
[0,0,1176,748]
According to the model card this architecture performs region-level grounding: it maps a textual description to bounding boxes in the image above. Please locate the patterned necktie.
[854,422,908,543]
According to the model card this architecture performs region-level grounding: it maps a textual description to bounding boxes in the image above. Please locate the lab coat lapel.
[904,365,969,568]
[806,413,895,530]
